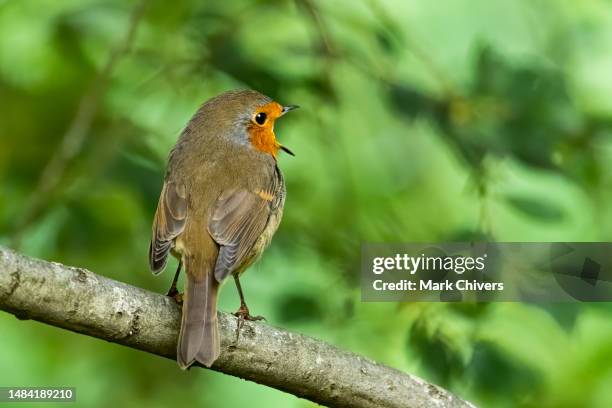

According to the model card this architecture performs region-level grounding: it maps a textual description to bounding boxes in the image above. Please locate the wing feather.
[149,181,187,273]
[208,170,283,282]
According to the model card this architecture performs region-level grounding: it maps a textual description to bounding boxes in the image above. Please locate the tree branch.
[0,247,474,408]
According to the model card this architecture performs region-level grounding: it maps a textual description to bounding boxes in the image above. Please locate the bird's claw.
[232,304,265,345]
[233,304,266,322]
[166,288,183,305]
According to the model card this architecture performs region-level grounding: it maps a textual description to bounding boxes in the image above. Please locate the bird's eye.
[255,112,267,125]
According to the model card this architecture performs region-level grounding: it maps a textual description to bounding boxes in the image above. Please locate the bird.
[148,89,298,369]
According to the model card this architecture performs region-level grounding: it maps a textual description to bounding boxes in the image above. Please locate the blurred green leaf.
[505,195,565,222]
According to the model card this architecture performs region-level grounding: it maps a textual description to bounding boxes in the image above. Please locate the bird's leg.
[232,275,265,344]
[166,260,183,304]
[233,275,265,321]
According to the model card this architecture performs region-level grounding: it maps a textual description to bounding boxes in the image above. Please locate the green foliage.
[1,0,612,407]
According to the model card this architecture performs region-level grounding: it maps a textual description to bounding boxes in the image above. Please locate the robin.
[148,89,297,369]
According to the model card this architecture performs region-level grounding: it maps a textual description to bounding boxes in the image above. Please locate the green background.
[1,0,612,407]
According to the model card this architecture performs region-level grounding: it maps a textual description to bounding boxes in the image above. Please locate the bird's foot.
[166,287,183,305]
[233,303,266,322]
[232,304,265,345]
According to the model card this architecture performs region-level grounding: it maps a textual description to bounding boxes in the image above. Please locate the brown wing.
[208,172,283,282]
[149,181,187,273]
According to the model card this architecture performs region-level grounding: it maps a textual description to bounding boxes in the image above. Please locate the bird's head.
[200,89,298,158]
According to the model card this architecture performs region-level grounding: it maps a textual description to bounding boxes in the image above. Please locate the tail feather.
[177,258,220,369]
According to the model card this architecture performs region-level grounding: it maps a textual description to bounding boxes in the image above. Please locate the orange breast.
[248,125,280,158]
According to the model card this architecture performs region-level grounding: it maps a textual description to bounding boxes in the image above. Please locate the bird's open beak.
[281,105,300,115]
[279,105,298,156]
